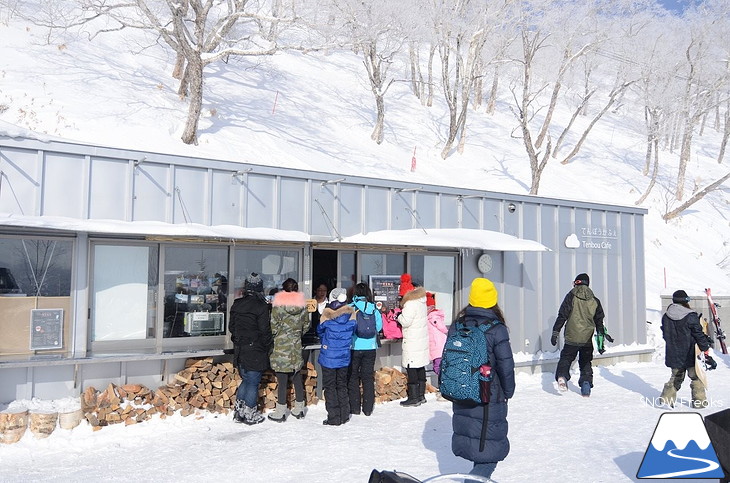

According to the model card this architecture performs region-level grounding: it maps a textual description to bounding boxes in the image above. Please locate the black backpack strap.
[479,403,490,452]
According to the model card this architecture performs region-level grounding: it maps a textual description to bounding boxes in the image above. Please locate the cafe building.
[0,131,649,402]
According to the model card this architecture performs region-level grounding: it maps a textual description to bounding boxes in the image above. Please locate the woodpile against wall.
[0,357,431,442]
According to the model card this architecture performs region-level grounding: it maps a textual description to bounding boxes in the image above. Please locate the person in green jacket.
[551,273,611,397]
[268,278,310,422]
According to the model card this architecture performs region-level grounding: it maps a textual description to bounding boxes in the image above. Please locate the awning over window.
[0,214,311,242]
[339,228,551,252]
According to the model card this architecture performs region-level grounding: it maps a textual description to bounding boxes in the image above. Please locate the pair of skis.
[705,288,728,354]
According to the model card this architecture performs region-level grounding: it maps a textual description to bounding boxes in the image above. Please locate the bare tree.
[663,171,730,220]
[53,1,320,145]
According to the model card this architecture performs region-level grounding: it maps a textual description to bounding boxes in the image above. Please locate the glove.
[604,333,614,343]
[550,331,559,346]
[704,354,717,371]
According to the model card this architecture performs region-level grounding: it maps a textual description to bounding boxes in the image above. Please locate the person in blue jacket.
[348,282,383,416]
[451,278,516,481]
[317,287,357,426]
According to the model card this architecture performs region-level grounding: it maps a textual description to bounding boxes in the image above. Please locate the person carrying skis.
[660,289,715,408]
[551,273,611,397]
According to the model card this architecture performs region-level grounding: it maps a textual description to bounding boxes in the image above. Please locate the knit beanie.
[399,274,414,296]
[329,287,348,304]
[468,278,498,309]
[426,292,436,308]
[574,273,590,286]
[244,272,264,294]
[672,289,690,304]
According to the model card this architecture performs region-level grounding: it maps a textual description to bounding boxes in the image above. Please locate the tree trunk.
[181,58,204,145]
[172,53,185,80]
[636,138,660,205]
[409,43,422,99]
[553,89,594,158]
[426,45,435,107]
[675,125,694,200]
[718,108,730,164]
[486,66,498,115]
[560,83,632,165]
[371,95,385,144]
[663,170,730,220]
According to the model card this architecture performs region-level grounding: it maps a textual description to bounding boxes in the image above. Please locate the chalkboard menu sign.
[30,309,64,350]
[369,275,402,312]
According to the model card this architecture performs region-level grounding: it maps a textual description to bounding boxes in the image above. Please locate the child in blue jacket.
[317,288,357,426]
[348,282,383,416]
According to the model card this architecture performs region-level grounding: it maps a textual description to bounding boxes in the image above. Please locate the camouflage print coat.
[269,290,311,373]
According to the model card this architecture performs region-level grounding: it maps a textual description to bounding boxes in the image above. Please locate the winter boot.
[233,400,246,423]
[580,381,591,398]
[291,400,307,420]
[417,381,427,404]
[243,405,265,425]
[400,383,422,407]
[660,382,678,408]
[267,403,288,422]
[557,377,568,392]
[690,379,708,408]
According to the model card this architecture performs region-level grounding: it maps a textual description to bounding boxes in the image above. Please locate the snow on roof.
[0,213,311,242]
[340,228,551,251]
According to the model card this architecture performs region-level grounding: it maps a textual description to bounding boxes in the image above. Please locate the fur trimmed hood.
[272,290,306,307]
[400,286,427,307]
[321,304,355,322]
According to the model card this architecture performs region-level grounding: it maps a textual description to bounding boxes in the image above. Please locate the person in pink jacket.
[426,292,448,375]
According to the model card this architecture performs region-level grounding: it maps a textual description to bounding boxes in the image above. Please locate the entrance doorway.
[312,249,338,297]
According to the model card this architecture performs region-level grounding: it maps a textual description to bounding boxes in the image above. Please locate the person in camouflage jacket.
[267,278,311,422]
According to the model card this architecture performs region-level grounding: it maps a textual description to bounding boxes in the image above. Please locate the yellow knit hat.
[469,278,498,309]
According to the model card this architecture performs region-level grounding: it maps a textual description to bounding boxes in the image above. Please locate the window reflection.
[163,246,228,338]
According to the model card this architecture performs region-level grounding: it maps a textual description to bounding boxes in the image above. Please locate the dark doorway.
[312,249,338,296]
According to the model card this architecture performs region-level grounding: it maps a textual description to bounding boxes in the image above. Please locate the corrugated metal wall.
[0,136,647,355]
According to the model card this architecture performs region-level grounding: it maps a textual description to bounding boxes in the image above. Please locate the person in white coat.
[397,274,430,407]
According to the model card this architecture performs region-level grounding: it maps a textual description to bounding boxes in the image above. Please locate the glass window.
[233,248,300,300]
[360,253,405,284]
[91,244,158,341]
[0,236,73,357]
[410,254,456,323]
[339,251,356,291]
[163,246,228,338]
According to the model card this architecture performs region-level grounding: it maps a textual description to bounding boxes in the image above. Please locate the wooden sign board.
[29,309,64,350]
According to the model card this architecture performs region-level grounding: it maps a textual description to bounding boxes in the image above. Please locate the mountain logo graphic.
[637,412,725,479]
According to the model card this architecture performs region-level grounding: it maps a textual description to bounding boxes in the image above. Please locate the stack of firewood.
[373,367,438,403]
[80,357,319,430]
[259,363,319,409]
[374,367,408,402]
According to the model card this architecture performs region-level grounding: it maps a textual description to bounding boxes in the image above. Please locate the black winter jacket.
[661,304,710,369]
[451,306,516,464]
[229,292,273,372]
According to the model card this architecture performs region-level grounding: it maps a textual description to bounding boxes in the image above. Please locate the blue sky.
[657,0,690,13]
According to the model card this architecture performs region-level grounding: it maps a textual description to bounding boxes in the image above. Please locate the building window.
[91,244,158,341]
[163,246,228,338]
[233,248,300,300]
[0,236,73,357]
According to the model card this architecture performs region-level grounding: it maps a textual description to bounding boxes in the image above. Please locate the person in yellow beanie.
[449,278,515,481]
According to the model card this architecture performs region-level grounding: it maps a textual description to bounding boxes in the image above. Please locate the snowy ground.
[0,351,728,483]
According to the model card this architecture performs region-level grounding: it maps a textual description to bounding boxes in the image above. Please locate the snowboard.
[694,344,708,389]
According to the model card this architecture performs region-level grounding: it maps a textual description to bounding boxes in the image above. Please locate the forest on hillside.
[2,0,729,212]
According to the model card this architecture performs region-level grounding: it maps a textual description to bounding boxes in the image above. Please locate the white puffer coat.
[397,287,430,368]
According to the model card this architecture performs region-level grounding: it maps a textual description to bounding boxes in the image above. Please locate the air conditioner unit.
[183,312,224,336]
